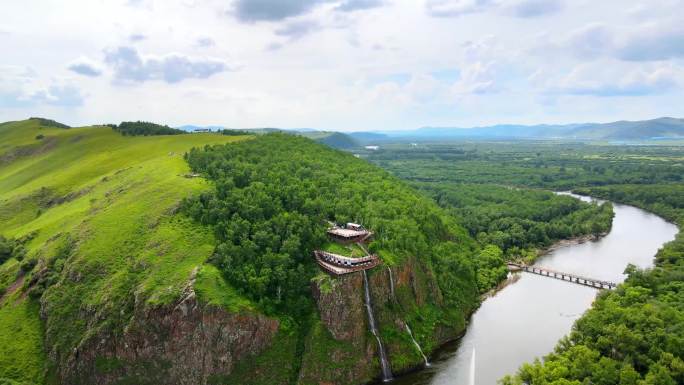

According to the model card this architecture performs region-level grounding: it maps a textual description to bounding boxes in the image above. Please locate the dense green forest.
[365,142,684,189]
[361,144,617,292]
[363,141,683,385]
[415,183,613,258]
[182,133,480,316]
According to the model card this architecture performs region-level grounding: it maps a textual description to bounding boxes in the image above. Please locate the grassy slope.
[0,120,251,384]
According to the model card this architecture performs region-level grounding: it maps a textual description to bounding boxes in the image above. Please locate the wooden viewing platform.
[508,263,617,290]
[327,223,373,244]
[314,250,380,275]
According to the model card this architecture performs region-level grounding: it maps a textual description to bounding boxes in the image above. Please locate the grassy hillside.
[0,119,250,384]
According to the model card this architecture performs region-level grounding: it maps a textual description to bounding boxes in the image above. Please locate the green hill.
[301,131,359,149]
[0,120,479,385]
[0,119,249,384]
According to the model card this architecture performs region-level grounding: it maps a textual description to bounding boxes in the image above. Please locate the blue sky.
[1,0,683,131]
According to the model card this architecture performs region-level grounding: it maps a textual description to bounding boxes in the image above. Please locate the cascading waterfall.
[468,347,476,385]
[387,266,396,302]
[362,270,393,382]
[405,323,430,367]
[386,265,430,367]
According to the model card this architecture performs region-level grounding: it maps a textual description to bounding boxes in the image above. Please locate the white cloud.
[616,24,684,61]
[129,33,147,42]
[426,0,563,18]
[274,20,321,40]
[336,0,384,12]
[0,67,84,108]
[536,22,684,62]
[566,23,614,59]
[196,36,215,48]
[230,0,332,22]
[535,62,683,97]
[68,57,103,77]
[451,61,500,95]
[425,0,495,17]
[506,0,563,18]
[103,46,231,84]
[0,0,682,128]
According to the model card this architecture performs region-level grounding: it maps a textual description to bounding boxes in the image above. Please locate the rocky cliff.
[44,256,468,385]
[298,257,467,384]
[48,272,280,385]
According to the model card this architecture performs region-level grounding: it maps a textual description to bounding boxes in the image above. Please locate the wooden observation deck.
[314,223,379,275]
[314,250,380,275]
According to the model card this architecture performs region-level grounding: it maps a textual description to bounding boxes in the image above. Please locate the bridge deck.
[508,263,617,289]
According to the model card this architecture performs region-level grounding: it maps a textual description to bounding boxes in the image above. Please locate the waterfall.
[387,266,396,302]
[362,270,393,382]
[405,323,430,367]
[387,266,429,367]
[468,347,476,385]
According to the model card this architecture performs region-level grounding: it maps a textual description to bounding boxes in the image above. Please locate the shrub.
[111,121,185,136]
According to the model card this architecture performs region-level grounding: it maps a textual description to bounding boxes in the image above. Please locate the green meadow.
[0,119,251,384]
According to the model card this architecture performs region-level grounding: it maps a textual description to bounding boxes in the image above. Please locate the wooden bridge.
[507,263,617,290]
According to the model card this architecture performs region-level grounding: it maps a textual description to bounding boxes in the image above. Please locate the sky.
[1,0,683,131]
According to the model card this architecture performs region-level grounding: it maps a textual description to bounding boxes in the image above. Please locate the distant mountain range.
[357,117,684,143]
[179,117,684,148]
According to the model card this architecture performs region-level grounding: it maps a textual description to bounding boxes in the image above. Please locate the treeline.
[109,121,185,136]
[220,129,253,136]
[182,133,480,316]
[413,183,613,291]
[418,183,613,257]
[575,184,684,224]
[29,117,70,129]
[502,184,684,385]
[367,142,684,190]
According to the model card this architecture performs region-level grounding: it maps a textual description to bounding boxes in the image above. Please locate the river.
[393,194,679,385]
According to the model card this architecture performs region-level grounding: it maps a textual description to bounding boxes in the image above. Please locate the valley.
[0,119,682,385]
[3,2,682,384]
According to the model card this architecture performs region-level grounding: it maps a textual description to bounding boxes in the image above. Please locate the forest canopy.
[182,133,480,316]
[416,183,613,258]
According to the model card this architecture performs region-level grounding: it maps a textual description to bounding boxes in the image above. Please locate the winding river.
[394,194,679,385]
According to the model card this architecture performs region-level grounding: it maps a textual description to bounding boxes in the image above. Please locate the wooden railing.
[508,263,617,289]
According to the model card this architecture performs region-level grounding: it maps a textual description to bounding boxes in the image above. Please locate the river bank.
[391,195,678,385]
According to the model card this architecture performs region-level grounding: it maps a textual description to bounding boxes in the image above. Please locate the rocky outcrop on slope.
[50,277,279,385]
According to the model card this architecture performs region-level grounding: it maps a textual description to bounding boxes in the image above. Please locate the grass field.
[0,119,252,384]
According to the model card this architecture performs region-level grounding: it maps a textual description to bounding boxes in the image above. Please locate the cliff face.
[299,257,466,385]
[298,272,376,385]
[50,279,279,385]
[38,254,467,385]
[39,256,467,385]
